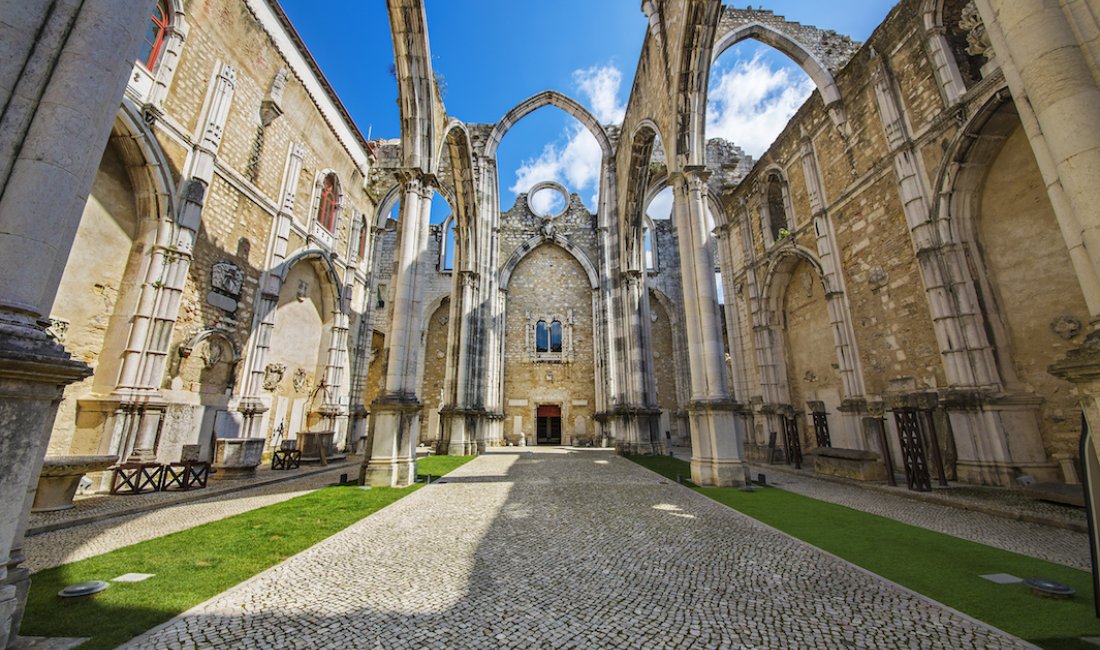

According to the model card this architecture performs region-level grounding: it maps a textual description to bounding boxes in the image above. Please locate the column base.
[690,457,747,487]
[0,324,91,646]
[438,408,488,457]
[687,399,749,487]
[361,457,417,488]
[608,406,663,456]
[0,584,16,649]
[360,398,421,488]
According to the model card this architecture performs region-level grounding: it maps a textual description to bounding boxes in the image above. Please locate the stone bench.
[33,455,118,511]
[805,447,886,481]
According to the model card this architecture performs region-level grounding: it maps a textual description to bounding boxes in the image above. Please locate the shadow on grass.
[628,455,1100,650]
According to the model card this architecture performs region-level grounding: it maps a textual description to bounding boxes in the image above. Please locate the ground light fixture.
[1023,577,1076,599]
[57,581,109,598]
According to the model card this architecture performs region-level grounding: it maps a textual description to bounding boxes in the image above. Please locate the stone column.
[0,1,156,644]
[671,168,747,486]
[439,270,483,456]
[613,270,663,455]
[976,0,1100,320]
[362,172,432,486]
[239,143,305,436]
[113,60,237,460]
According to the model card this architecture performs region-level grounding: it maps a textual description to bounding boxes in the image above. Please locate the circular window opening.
[527,181,570,219]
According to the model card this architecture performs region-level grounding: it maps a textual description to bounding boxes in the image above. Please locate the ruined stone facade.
[40,0,381,475]
[4,0,1100,641]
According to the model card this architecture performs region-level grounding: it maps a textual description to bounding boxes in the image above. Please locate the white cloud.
[706,53,814,157]
[573,65,626,124]
[509,64,624,210]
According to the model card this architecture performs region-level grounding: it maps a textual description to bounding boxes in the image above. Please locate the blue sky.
[278,1,897,214]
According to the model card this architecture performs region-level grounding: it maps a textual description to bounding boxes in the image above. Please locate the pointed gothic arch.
[499,236,601,292]
[485,90,613,160]
[712,22,843,110]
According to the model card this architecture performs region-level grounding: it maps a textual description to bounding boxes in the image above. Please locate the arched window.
[356,216,368,260]
[549,321,562,352]
[138,0,170,70]
[766,173,788,242]
[536,321,549,353]
[318,173,338,232]
[535,320,563,354]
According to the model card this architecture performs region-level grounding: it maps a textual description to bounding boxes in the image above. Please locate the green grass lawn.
[629,455,1099,650]
[22,455,474,649]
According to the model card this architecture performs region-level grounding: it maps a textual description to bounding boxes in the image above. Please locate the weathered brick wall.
[717,0,1083,468]
[499,194,599,445]
[159,0,377,387]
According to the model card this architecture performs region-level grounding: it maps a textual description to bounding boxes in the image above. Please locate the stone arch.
[499,236,600,292]
[416,293,452,445]
[938,94,1089,382]
[649,287,690,402]
[762,246,834,319]
[920,0,969,103]
[176,328,241,392]
[762,247,857,447]
[673,0,723,168]
[179,328,242,363]
[47,104,177,456]
[485,90,613,160]
[374,184,402,229]
[387,0,438,170]
[622,124,661,273]
[921,89,1077,483]
[116,99,177,219]
[758,246,832,410]
[275,248,347,315]
[435,119,479,273]
[713,22,843,110]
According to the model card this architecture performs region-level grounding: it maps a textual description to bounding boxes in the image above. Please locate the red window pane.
[138,0,170,70]
[318,175,338,232]
[357,220,368,257]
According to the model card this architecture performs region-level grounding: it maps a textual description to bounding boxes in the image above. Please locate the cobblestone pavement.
[24,466,352,573]
[747,465,1090,571]
[125,448,1028,649]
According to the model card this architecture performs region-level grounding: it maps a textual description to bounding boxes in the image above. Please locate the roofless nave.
[1,0,1100,644]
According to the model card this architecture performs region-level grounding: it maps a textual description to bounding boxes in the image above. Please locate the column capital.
[394,169,439,195]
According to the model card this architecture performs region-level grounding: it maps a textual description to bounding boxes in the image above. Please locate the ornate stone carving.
[292,367,310,392]
[1051,315,1082,340]
[263,363,286,391]
[211,262,243,297]
[198,339,224,368]
[296,279,310,302]
[47,318,69,344]
[959,1,993,60]
[540,217,556,239]
[868,266,888,290]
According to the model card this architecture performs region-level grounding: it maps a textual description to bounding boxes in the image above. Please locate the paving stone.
[121,449,1029,649]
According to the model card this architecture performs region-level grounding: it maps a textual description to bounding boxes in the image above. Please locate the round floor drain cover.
[1024,577,1075,599]
[58,580,110,598]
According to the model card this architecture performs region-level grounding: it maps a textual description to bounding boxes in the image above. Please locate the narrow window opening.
[536,321,549,353]
[318,174,338,232]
